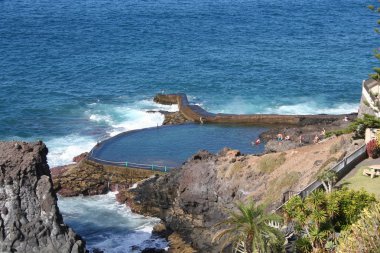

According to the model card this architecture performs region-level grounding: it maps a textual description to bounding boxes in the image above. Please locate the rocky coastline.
[115,135,361,252]
[51,153,159,197]
[46,94,363,252]
[0,141,86,253]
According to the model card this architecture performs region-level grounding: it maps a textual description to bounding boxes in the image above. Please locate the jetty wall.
[154,93,347,126]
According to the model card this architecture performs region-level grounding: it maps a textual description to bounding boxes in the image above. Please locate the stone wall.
[358,94,376,118]
[154,93,347,126]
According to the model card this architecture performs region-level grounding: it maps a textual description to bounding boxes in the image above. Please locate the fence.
[276,143,367,211]
[88,150,175,173]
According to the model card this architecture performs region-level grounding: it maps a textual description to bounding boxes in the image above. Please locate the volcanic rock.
[122,135,360,252]
[0,141,86,253]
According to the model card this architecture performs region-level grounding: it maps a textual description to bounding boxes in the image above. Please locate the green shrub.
[337,202,380,253]
[295,237,312,253]
[325,114,380,139]
[283,188,377,252]
[350,114,380,139]
[325,128,351,138]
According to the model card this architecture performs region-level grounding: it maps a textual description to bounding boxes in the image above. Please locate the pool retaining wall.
[154,93,347,126]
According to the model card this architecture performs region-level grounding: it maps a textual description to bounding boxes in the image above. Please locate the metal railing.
[276,143,367,211]
[88,148,175,173]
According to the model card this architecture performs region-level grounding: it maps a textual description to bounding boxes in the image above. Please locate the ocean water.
[0,0,378,251]
[58,192,168,252]
[1,0,378,167]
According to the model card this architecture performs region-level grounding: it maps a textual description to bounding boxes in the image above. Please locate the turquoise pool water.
[90,124,266,168]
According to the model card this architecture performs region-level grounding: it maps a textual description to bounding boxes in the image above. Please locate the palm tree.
[318,170,337,193]
[212,200,284,253]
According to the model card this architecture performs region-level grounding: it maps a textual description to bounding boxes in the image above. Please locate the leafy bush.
[283,188,377,252]
[337,202,380,253]
[295,237,312,253]
[366,139,380,158]
[329,188,377,230]
[350,114,380,139]
[325,128,351,138]
[325,114,380,139]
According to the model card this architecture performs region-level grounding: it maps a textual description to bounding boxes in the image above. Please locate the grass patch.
[263,171,301,206]
[325,128,352,138]
[257,152,286,173]
[341,166,380,200]
[225,161,245,178]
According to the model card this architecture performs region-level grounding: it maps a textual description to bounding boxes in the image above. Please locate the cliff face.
[0,141,86,253]
[123,135,361,252]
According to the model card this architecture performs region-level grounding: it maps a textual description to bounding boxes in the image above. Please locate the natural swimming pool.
[90,124,266,168]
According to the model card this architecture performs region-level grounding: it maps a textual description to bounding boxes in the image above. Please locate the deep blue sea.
[0,0,378,251]
[1,0,378,166]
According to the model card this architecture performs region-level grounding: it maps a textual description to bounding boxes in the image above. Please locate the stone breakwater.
[154,93,348,125]
[0,141,86,253]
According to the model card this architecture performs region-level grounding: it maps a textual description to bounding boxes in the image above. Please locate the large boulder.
[0,141,87,253]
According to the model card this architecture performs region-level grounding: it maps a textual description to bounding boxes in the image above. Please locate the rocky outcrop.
[162,112,191,125]
[0,141,86,253]
[51,159,159,197]
[121,135,359,252]
[72,152,88,163]
[260,117,355,153]
[147,110,191,125]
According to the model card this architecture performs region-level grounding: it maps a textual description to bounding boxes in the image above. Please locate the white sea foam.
[214,97,359,115]
[45,135,96,168]
[58,192,168,253]
[264,101,359,115]
[86,100,175,137]
[88,114,113,124]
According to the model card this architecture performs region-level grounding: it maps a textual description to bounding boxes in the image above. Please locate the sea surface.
[0,0,378,251]
[58,192,168,252]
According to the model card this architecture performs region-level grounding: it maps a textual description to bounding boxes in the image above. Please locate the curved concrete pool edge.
[88,124,202,172]
[88,123,266,172]
[153,93,351,125]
